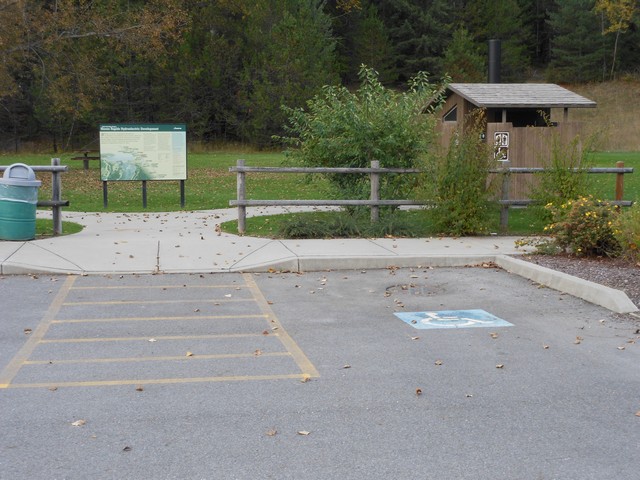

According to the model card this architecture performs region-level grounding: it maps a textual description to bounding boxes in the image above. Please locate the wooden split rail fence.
[230,159,633,234]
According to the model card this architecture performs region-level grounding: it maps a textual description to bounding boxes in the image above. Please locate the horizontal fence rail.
[0,158,69,236]
[230,159,634,234]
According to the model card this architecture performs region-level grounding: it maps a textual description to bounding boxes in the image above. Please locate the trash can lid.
[0,163,41,187]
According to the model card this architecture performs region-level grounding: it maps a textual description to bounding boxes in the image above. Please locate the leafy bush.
[419,109,496,236]
[543,196,621,257]
[277,65,445,202]
[531,123,597,212]
[614,203,640,262]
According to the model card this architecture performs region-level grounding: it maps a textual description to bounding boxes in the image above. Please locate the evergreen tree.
[548,0,608,83]
[464,0,530,81]
[238,0,338,146]
[442,27,485,82]
[349,3,398,84]
[377,0,455,80]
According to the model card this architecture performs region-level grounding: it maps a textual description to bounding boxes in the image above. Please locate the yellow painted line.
[39,332,273,344]
[0,275,76,389]
[52,314,267,324]
[7,373,306,389]
[24,351,291,365]
[243,273,319,378]
[72,284,245,290]
[62,298,253,306]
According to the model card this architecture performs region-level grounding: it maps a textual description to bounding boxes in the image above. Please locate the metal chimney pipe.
[488,39,501,83]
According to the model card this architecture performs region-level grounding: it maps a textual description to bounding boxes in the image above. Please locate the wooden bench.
[70,151,100,170]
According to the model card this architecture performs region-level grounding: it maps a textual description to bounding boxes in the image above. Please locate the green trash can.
[0,163,42,241]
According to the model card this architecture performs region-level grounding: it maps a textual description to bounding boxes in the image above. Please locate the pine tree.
[548,0,608,83]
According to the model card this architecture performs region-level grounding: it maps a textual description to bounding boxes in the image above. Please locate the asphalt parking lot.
[1,267,639,479]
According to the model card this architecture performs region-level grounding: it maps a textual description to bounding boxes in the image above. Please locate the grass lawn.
[2,150,636,238]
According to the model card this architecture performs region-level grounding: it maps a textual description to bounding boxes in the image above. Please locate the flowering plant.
[544,196,621,257]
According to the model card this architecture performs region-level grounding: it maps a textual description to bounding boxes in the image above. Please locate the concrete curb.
[495,255,639,314]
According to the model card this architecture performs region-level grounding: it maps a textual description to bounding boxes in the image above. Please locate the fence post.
[51,158,62,235]
[237,159,246,234]
[370,160,380,223]
[615,161,624,202]
[499,164,510,232]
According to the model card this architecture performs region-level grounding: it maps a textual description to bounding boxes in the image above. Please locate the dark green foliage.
[237,0,338,146]
[442,28,485,82]
[547,0,608,83]
[463,0,531,81]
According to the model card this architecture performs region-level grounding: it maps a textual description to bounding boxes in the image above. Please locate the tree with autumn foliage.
[0,0,189,150]
[595,0,638,79]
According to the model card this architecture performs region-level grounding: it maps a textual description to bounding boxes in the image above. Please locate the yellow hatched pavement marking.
[3,274,317,389]
[243,273,319,378]
[62,298,253,306]
[39,333,268,344]
[6,373,307,389]
[0,275,76,389]
[24,351,291,365]
[52,314,267,324]
[71,284,245,290]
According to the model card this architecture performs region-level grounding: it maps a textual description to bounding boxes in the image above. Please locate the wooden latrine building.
[436,83,597,198]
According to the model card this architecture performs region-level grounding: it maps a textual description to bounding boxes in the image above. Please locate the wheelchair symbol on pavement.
[394,309,513,330]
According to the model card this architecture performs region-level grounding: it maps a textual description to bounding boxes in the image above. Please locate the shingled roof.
[448,83,596,109]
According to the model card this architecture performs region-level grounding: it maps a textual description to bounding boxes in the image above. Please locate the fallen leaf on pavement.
[186,351,194,357]
[266,429,278,437]
[301,374,311,383]
[496,364,504,369]
[136,386,144,392]
[71,419,86,427]
[341,364,351,369]
[434,360,443,366]
[24,328,32,335]
[297,431,311,436]
[415,388,422,396]
[489,333,498,339]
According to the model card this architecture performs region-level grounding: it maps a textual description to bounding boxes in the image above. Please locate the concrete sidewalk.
[0,207,637,314]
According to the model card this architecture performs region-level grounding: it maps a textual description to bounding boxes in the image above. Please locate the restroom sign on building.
[494,131,509,162]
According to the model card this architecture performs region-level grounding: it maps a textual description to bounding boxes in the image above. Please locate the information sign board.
[99,124,187,181]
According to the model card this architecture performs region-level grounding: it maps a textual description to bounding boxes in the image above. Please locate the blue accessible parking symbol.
[394,309,513,330]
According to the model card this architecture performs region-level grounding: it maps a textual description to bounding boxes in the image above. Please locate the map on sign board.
[99,124,187,181]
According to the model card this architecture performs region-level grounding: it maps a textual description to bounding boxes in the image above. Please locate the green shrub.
[544,196,621,257]
[277,66,445,202]
[419,109,496,236]
[531,122,598,213]
[614,203,640,262]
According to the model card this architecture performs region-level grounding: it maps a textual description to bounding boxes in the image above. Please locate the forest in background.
[1,0,639,152]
